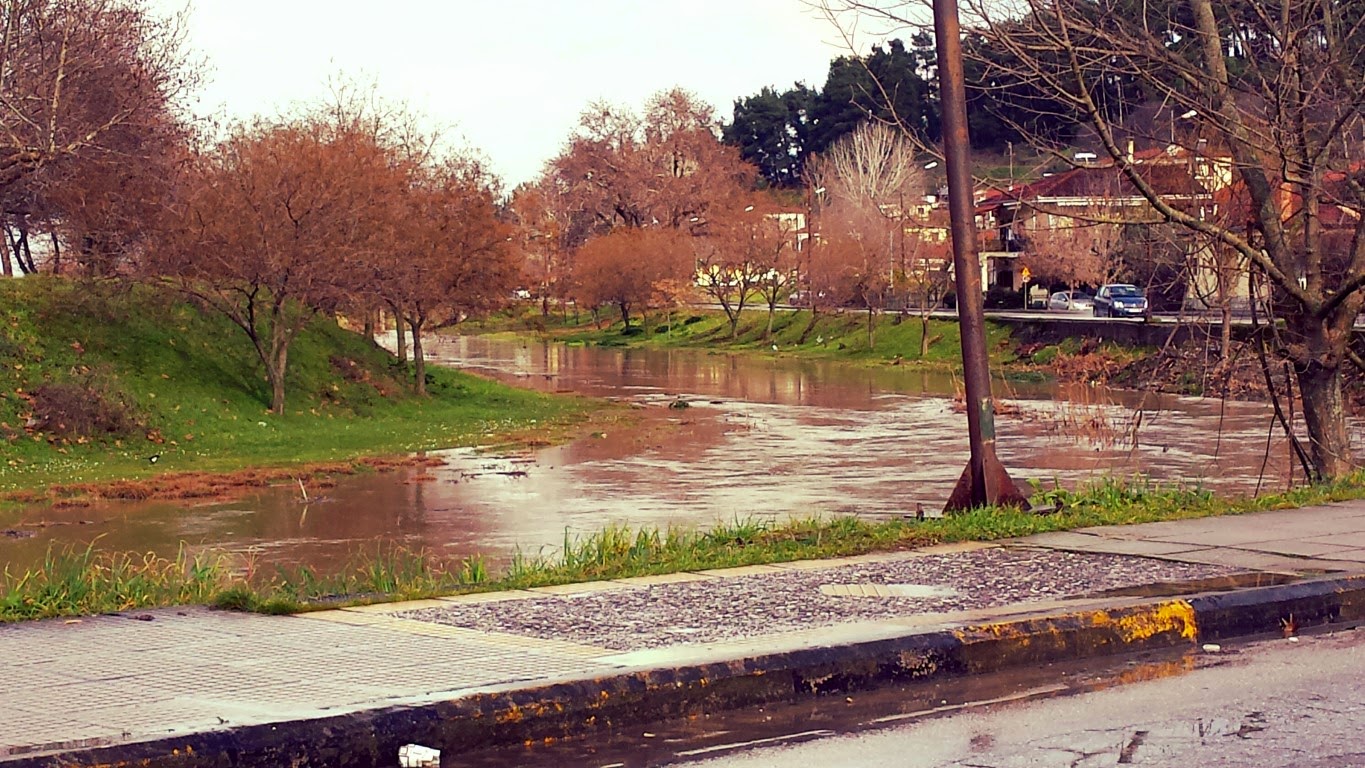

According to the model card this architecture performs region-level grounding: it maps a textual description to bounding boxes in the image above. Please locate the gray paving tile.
[1238,539,1361,557]
[1165,549,1342,573]
[1300,532,1365,549]
[1007,531,1106,549]
[1142,526,1309,547]
[1022,535,1208,558]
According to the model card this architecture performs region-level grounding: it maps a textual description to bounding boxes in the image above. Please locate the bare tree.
[692,194,796,340]
[0,0,194,277]
[900,225,953,356]
[1020,214,1121,290]
[808,122,927,348]
[822,121,924,206]
[828,0,1365,480]
[745,203,803,340]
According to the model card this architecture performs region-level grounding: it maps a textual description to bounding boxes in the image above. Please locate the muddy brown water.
[3,334,1355,573]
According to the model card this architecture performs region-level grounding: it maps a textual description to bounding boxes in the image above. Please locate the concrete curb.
[11,573,1365,768]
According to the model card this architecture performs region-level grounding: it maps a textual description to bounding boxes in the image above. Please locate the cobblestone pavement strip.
[394,548,1238,650]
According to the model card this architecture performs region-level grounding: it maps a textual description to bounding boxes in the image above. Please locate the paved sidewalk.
[1018,500,1365,572]
[5,501,1365,767]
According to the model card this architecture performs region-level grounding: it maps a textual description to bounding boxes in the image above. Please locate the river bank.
[0,278,605,511]
[487,304,1365,410]
[6,294,1365,622]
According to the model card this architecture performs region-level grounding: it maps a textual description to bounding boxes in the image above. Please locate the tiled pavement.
[1019,498,1365,572]
[4,501,1365,761]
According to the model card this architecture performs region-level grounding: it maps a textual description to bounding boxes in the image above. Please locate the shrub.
[29,369,144,440]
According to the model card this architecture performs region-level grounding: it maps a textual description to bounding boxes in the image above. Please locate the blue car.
[1092,284,1150,319]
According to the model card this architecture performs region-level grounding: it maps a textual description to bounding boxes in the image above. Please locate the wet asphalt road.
[672,627,1365,768]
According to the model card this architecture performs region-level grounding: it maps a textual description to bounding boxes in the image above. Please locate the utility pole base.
[943,452,1030,513]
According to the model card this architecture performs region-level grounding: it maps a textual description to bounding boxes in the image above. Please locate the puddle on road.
[442,644,1216,768]
[5,335,1361,573]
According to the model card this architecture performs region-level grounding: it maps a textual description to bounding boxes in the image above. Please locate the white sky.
[160,1,860,188]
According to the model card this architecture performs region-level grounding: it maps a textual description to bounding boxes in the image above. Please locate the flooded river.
[3,335,1349,572]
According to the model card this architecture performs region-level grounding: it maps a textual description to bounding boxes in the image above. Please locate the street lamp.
[934,0,1028,512]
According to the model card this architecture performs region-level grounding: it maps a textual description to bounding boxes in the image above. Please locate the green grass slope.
[489,306,1018,368]
[0,278,593,494]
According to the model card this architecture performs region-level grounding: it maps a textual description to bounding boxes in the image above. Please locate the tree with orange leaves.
[158,116,392,415]
[544,87,757,243]
[381,156,516,394]
[1,0,195,277]
[572,228,690,330]
[695,196,799,340]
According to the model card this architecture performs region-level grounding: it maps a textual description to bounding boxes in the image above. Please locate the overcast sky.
[159,1,867,187]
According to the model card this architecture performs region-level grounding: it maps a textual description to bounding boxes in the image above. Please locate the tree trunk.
[920,313,931,357]
[409,317,427,395]
[50,231,61,275]
[19,228,35,273]
[390,304,407,361]
[796,307,820,345]
[11,226,36,274]
[866,305,875,350]
[0,227,11,277]
[1295,359,1354,481]
[1219,303,1233,365]
[267,330,289,415]
[618,301,631,329]
[362,308,376,343]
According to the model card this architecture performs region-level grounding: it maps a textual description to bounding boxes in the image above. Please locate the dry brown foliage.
[1,0,195,277]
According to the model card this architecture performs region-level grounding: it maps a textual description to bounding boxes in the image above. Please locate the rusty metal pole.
[934,0,1029,512]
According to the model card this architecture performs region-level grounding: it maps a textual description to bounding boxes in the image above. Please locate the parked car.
[1048,290,1094,312]
[1092,284,1150,319]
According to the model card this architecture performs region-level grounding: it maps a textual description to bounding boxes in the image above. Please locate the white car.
[1048,290,1094,312]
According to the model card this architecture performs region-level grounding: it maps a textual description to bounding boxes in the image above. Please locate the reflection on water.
[5,334,1357,572]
